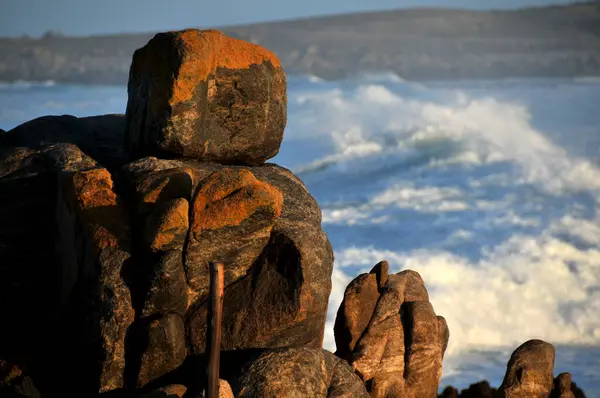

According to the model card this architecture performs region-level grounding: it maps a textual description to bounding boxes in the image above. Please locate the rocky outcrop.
[439,344,586,398]
[0,27,589,398]
[57,166,135,393]
[125,29,286,165]
[118,158,333,355]
[0,115,129,170]
[496,340,556,398]
[334,262,449,398]
[236,348,368,397]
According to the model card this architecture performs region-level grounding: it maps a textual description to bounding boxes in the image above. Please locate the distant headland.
[0,2,599,84]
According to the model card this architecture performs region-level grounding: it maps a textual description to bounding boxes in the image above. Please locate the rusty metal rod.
[206,261,224,398]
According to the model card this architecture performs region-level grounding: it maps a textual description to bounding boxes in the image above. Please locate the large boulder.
[496,340,555,398]
[125,29,286,165]
[119,159,333,359]
[0,143,135,395]
[334,263,449,398]
[236,348,369,397]
[0,114,129,170]
[0,144,97,364]
[57,166,135,393]
[185,168,283,295]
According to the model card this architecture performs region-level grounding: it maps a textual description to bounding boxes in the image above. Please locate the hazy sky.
[0,0,579,37]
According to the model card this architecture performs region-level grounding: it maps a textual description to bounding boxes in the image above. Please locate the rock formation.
[334,262,449,398]
[125,29,286,165]
[0,28,588,398]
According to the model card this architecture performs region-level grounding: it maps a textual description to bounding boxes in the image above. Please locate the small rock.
[125,166,197,216]
[143,384,188,398]
[460,380,494,398]
[140,250,189,318]
[497,339,555,398]
[0,358,40,398]
[125,29,286,165]
[439,386,459,398]
[144,198,189,252]
[200,380,234,398]
[552,373,575,398]
[136,314,187,387]
[236,348,368,397]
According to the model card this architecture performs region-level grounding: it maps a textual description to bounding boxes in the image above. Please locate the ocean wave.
[286,80,600,197]
[325,212,600,355]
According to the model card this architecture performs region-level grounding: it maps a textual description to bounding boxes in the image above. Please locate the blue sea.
[2,75,600,395]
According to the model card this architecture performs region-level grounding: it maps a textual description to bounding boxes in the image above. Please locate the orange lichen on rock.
[171,29,281,106]
[134,167,196,212]
[145,198,190,252]
[65,167,123,249]
[191,168,283,234]
[125,29,286,164]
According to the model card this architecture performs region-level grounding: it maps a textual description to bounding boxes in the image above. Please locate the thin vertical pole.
[206,261,224,398]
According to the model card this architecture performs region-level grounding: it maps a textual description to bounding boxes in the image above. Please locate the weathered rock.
[144,198,189,252]
[334,261,387,362]
[0,114,129,170]
[200,380,234,398]
[497,340,555,398]
[570,381,586,398]
[0,358,41,398]
[121,164,198,216]
[459,381,494,398]
[439,386,459,398]
[135,314,187,388]
[125,29,286,165]
[185,168,283,295]
[119,159,333,353]
[57,166,135,393]
[552,373,575,398]
[0,143,100,390]
[140,250,189,319]
[334,265,449,398]
[236,348,369,397]
[143,384,188,398]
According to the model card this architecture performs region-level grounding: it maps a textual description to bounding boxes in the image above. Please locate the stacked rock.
[0,29,336,397]
[0,29,588,398]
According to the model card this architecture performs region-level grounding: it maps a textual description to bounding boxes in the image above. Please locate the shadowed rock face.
[185,168,283,296]
[334,262,449,398]
[552,373,575,398]
[119,158,333,354]
[497,339,555,398]
[58,166,135,394]
[0,357,41,398]
[134,314,187,388]
[0,115,130,171]
[236,347,369,397]
[125,29,286,165]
